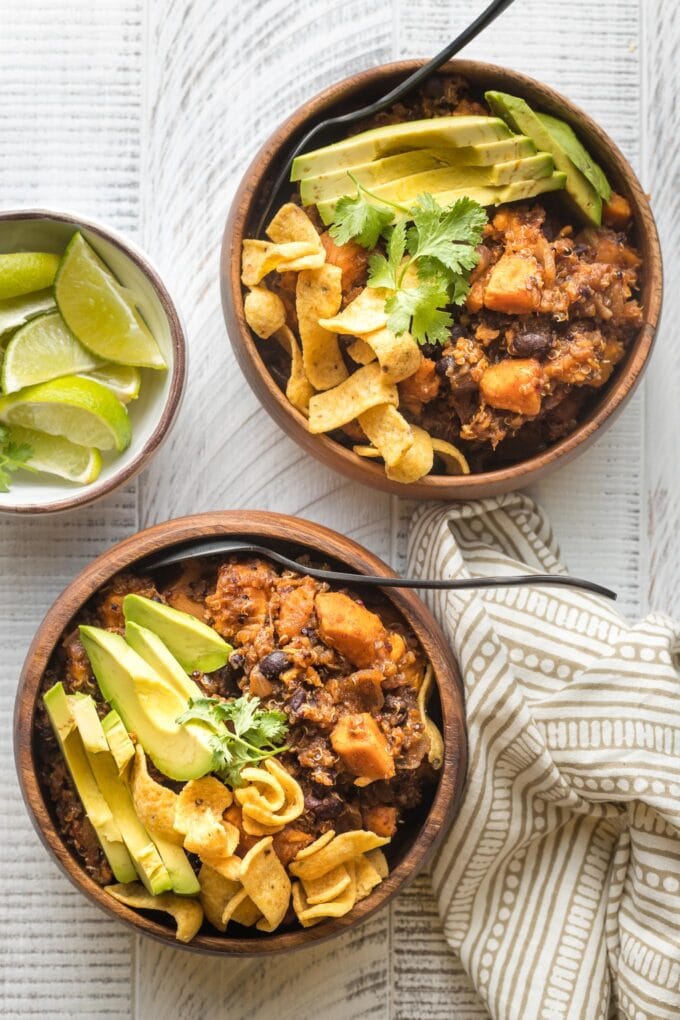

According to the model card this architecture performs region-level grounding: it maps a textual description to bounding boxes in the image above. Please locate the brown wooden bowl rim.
[14,510,466,955]
[0,208,187,515]
[221,59,663,499]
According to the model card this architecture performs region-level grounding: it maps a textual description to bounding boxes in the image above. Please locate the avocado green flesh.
[149,831,201,896]
[125,620,204,700]
[317,172,567,225]
[102,710,135,773]
[123,593,232,674]
[302,151,554,206]
[485,91,602,225]
[290,115,513,181]
[536,112,611,200]
[43,683,137,883]
[79,626,216,782]
[70,695,173,895]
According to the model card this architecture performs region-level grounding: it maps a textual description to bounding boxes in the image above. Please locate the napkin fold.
[407,494,680,1020]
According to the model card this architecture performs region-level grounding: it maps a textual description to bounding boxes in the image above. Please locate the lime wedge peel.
[0,376,131,453]
[0,252,60,301]
[2,311,102,394]
[8,424,102,485]
[55,233,166,370]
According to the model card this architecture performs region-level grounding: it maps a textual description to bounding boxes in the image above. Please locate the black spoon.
[138,539,617,601]
[257,0,518,233]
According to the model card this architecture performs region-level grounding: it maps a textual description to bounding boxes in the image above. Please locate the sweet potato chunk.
[362,805,397,838]
[602,192,632,229]
[315,592,386,668]
[320,231,368,294]
[273,827,314,868]
[480,358,545,417]
[484,253,543,314]
[330,713,395,781]
[276,578,316,639]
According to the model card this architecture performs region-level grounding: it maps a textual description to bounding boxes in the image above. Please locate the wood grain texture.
[2,0,677,1016]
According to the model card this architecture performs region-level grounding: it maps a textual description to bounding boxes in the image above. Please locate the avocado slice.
[485,91,602,225]
[123,594,232,674]
[43,683,137,883]
[125,620,204,700]
[148,831,201,896]
[79,626,216,782]
[536,112,611,200]
[70,695,109,754]
[290,115,513,182]
[69,693,173,896]
[300,137,537,204]
[102,710,135,774]
[316,172,567,225]
[302,152,553,207]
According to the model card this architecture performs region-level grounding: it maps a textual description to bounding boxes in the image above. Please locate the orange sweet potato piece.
[602,192,632,229]
[362,805,397,838]
[315,592,386,668]
[272,827,314,867]
[330,713,395,780]
[483,253,543,314]
[479,358,545,417]
[276,578,316,639]
[223,804,260,855]
[320,232,368,294]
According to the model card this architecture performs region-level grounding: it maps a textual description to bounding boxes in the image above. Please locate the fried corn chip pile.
[241,204,470,483]
[109,748,391,942]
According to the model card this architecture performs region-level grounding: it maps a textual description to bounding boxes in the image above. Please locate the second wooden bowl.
[221,60,662,499]
[15,511,466,955]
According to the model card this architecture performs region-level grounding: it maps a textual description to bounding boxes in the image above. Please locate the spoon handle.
[139,540,617,601]
[256,0,517,232]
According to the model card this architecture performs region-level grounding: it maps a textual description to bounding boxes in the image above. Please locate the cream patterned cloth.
[407,495,680,1020]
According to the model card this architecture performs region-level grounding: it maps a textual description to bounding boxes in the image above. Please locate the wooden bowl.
[221,60,662,499]
[0,208,187,514]
[14,510,466,955]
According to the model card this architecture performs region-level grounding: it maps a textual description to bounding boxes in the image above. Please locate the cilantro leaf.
[329,185,395,249]
[176,694,289,787]
[0,425,33,492]
[386,285,453,346]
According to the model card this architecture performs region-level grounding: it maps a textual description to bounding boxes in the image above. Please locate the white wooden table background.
[0,1,677,1016]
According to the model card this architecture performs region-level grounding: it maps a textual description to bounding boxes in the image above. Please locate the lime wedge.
[0,376,131,452]
[8,424,102,484]
[55,233,165,370]
[2,311,102,394]
[0,289,56,337]
[82,364,141,404]
[0,252,60,300]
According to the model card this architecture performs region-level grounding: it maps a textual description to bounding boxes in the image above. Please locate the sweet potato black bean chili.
[246,75,642,478]
[36,558,440,892]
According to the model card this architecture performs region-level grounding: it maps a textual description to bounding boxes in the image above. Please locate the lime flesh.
[0,289,56,337]
[82,363,141,404]
[2,311,102,394]
[0,375,131,452]
[0,252,60,300]
[8,424,102,484]
[55,233,165,369]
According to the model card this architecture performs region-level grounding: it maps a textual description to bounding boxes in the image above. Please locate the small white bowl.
[0,209,186,514]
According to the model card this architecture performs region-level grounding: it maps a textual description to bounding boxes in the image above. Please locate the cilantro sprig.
[328,178,487,345]
[176,694,289,788]
[0,425,33,492]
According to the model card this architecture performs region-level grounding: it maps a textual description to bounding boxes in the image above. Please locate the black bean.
[228,651,245,672]
[259,650,291,679]
[435,355,456,379]
[304,793,343,820]
[449,325,466,341]
[288,688,306,714]
[512,330,553,358]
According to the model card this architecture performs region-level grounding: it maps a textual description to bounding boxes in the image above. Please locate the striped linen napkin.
[407,494,680,1020]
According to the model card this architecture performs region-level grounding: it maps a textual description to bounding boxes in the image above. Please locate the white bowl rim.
[0,206,187,515]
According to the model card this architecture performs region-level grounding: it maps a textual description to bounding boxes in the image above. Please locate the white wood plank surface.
[0,1,677,1017]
